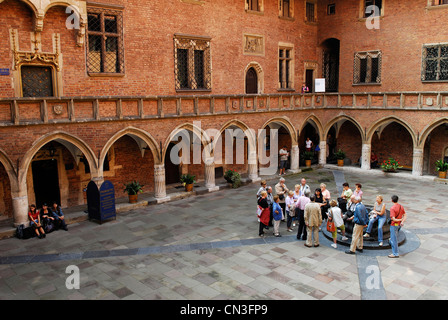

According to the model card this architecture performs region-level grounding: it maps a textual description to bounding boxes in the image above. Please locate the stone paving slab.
[0,168,448,301]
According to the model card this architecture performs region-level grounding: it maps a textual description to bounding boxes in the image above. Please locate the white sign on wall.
[315,78,326,93]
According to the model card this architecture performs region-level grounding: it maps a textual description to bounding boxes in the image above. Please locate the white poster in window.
[315,78,325,92]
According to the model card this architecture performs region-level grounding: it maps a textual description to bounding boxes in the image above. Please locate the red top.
[390,203,405,226]
[28,210,39,221]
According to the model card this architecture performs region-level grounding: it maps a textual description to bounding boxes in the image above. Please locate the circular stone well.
[321,205,406,250]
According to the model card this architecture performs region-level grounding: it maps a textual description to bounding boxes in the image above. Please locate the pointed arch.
[100,127,162,169]
[418,117,448,149]
[324,114,366,143]
[261,116,298,145]
[298,114,324,141]
[366,116,417,147]
[162,123,212,162]
[0,0,39,16]
[213,119,257,156]
[244,62,264,94]
[19,131,97,186]
[0,147,19,193]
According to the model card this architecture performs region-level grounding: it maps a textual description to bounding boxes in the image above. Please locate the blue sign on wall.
[0,69,10,76]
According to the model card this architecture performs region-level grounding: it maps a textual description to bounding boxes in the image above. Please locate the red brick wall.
[371,122,414,168]
[336,121,363,164]
[0,164,12,217]
[318,0,448,92]
[107,135,155,198]
[0,0,319,98]
[426,125,448,175]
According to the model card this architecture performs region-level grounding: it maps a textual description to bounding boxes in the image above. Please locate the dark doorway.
[322,38,340,92]
[245,67,258,94]
[21,66,54,97]
[305,69,314,93]
[165,142,181,185]
[32,160,61,208]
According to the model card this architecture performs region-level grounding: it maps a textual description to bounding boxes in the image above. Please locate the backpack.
[15,224,35,239]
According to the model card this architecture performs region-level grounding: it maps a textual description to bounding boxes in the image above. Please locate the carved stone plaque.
[243,34,264,56]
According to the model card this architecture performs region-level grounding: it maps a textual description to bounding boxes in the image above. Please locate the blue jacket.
[51,207,64,219]
[272,202,283,221]
[353,202,368,225]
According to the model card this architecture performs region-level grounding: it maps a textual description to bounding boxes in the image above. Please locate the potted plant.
[435,159,448,179]
[124,181,144,203]
[180,173,196,191]
[303,151,314,167]
[335,149,346,167]
[381,157,402,173]
[224,169,242,188]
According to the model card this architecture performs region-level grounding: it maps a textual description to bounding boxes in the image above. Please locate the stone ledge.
[323,164,437,182]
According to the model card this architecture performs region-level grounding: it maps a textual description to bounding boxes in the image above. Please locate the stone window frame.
[327,3,336,15]
[10,29,64,97]
[359,0,384,19]
[279,0,294,20]
[174,34,212,92]
[305,0,318,23]
[427,0,448,7]
[245,0,264,14]
[278,43,295,91]
[85,4,125,77]
[421,43,448,82]
[180,0,206,5]
[353,50,382,85]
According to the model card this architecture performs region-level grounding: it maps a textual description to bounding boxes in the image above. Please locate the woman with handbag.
[257,191,271,237]
[327,200,348,248]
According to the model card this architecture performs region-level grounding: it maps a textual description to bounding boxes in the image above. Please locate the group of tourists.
[27,202,68,239]
[256,178,407,258]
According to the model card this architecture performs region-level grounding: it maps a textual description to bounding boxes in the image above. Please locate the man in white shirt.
[278,146,289,176]
[299,178,311,197]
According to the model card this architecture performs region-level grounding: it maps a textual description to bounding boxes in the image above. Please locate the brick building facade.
[0,0,447,226]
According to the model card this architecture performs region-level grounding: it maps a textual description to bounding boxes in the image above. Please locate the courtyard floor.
[0,167,448,302]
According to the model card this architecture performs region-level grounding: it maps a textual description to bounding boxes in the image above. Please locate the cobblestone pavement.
[0,168,448,301]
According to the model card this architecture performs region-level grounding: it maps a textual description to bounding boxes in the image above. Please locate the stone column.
[289,144,300,173]
[412,148,424,176]
[154,164,169,202]
[318,141,327,166]
[12,193,29,227]
[204,158,219,191]
[361,143,371,170]
[248,151,260,182]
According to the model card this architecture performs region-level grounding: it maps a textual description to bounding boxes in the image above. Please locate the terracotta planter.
[337,159,344,167]
[128,194,138,203]
[185,183,194,192]
[305,159,311,167]
[439,171,447,179]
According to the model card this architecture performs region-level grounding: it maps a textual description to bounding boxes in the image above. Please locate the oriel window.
[86,8,124,75]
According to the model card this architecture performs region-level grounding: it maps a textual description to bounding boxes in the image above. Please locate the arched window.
[245,67,258,94]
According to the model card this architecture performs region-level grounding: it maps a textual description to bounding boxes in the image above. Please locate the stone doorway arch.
[244,62,264,94]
